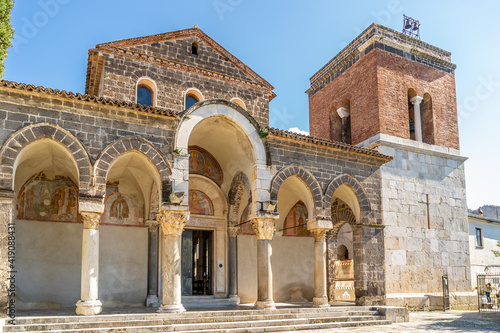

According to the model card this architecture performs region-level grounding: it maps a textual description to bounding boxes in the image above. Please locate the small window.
[475,227,483,247]
[137,86,152,106]
[185,95,198,109]
[192,42,198,56]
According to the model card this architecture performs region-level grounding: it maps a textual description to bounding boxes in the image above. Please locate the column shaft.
[76,212,102,315]
[411,96,423,142]
[227,227,239,298]
[313,237,329,307]
[146,221,159,306]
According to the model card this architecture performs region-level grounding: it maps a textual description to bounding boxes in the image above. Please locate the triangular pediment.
[96,26,274,92]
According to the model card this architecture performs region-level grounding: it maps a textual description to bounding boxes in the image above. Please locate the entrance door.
[181,229,213,295]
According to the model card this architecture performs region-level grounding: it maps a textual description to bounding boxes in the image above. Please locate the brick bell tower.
[308,23,474,309]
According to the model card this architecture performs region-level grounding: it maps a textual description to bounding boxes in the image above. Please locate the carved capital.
[145,220,159,232]
[250,217,276,240]
[227,226,239,238]
[157,208,189,237]
[80,211,101,230]
[410,95,423,106]
[310,228,329,242]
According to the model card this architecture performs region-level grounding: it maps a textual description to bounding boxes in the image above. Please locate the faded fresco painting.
[283,201,310,236]
[189,146,223,186]
[188,189,214,216]
[102,181,145,226]
[17,172,78,222]
[238,205,254,235]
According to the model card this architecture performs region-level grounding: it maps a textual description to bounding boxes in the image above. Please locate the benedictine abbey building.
[0,23,474,315]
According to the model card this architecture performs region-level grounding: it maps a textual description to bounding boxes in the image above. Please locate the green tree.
[0,0,14,78]
[493,240,500,257]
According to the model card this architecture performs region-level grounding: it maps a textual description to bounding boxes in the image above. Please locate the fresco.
[17,172,78,222]
[189,189,214,216]
[189,146,223,186]
[238,205,254,235]
[102,182,144,226]
[283,201,310,236]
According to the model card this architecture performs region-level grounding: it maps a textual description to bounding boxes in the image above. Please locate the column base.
[75,299,102,315]
[313,296,330,308]
[157,304,186,313]
[146,295,161,307]
[228,295,241,304]
[255,300,276,310]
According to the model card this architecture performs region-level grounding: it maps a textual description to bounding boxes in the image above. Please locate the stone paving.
[288,311,500,333]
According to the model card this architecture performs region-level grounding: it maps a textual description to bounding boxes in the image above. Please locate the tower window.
[184,88,203,110]
[137,86,152,106]
[192,42,199,56]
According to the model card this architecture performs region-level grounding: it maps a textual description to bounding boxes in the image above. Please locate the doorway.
[181,229,213,296]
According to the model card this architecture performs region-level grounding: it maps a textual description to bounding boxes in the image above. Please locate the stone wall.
[375,136,473,309]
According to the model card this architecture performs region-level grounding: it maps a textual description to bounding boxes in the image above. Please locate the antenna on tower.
[402,15,420,40]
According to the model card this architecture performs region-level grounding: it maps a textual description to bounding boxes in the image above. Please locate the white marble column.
[251,215,278,310]
[146,220,160,307]
[227,226,239,301]
[410,96,423,142]
[308,219,333,307]
[75,211,102,315]
[336,107,350,144]
[157,205,189,313]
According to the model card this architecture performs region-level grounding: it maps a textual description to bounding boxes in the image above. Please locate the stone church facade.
[0,23,473,315]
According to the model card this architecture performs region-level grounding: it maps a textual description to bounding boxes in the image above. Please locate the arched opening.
[184,89,203,110]
[328,184,360,304]
[136,78,157,107]
[421,93,434,144]
[272,175,315,303]
[14,139,81,309]
[231,97,246,110]
[331,98,351,144]
[408,88,417,141]
[100,150,161,306]
[191,42,199,57]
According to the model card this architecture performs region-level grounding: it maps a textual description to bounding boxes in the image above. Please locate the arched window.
[331,99,351,144]
[421,93,434,145]
[137,86,152,106]
[338,245,349,260]
[136,78,157,107]
[283,201,310,236]
[231,98,246,109]
[184,88,203,110]
[192,42,199,56]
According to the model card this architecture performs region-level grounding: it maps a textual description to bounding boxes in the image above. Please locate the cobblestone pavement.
[289,311,500,333]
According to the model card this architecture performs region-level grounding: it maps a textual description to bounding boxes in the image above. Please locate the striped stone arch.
[328,199,357,238]
[227,172,252,226]
[93,136,171,197]
[323,174,371,221]
[0,122,92,192]
[270,164,323,218]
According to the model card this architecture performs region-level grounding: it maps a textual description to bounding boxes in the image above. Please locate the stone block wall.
[378,138,473,309]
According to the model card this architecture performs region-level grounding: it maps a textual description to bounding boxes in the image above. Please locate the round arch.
[0,122,91,193]
[227,172,252,225]
[270,164,323,219]
[94,137,171,197]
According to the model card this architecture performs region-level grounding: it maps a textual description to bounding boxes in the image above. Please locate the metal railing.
[477,274,500,312]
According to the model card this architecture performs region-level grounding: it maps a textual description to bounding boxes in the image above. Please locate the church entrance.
[181,229,213,296]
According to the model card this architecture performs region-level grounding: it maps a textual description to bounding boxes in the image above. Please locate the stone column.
[352,224,386,306]
[227,226,239,301]
[308,219,333,307]
[336,107,350,144]
[410,96,423,142]
[157,205,189,313]
[0,191,15,314]
[251,215,277,310]
[75,211,102,315]
[146,220,160,307]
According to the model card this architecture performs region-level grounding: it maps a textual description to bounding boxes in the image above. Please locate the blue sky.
[3,0,499,209]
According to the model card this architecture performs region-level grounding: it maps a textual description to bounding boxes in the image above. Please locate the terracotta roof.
[268,127,393,162]
[0,80,178,117]
[96,26,275,95]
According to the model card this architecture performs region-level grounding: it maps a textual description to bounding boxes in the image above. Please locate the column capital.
[145,220,159,232]
[250,216,277,240]
[310,228,329,242]
[228,226,239,238]
[157,207,189,237]
[336,107,350,119]
[80,211,101,230]
[410,95,423,105]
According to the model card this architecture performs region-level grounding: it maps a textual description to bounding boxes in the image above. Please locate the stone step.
[12,306,375,325]
[9,319,392,333]
[4,312,382,332]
